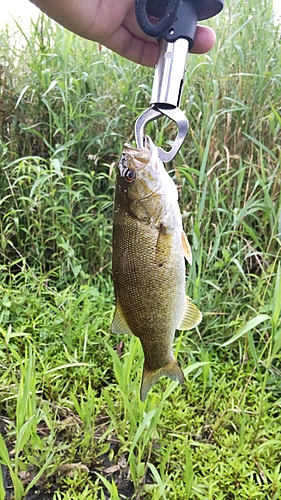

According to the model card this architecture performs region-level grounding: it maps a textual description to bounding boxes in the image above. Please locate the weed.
[0,0,280,498]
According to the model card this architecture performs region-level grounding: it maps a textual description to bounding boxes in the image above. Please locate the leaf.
[0,467,5,500]
[147,462,168,500]
[221,314,271,347]
[128,410,156,461]
[242,132,278,161]
[272,329,281,360]
[185,447,194,499]
[15,85,30,109]
[44,362,92,374]
[95,473,120,500]
[232,258,247,281]
[42,80,58,97]
[0,434,24,500]
[272,262,281,326]
[15,417,36,462]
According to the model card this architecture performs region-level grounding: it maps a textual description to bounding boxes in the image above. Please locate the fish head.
[115,136,177,222]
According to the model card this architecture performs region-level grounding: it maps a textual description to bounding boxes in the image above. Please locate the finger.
[103,24,216,67]
[101,26,159,67]
[190,25,216,54]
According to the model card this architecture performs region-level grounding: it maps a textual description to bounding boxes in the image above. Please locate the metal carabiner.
[135,105,189,163]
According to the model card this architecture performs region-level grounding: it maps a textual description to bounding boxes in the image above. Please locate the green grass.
[0,0,281,498]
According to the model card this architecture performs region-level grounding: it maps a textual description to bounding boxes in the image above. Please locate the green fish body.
[111,137,202,401]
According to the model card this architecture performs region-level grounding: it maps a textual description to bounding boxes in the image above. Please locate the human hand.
[31,0,216,67]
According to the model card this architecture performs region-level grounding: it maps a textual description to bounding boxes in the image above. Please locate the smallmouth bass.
[111,136,202,401]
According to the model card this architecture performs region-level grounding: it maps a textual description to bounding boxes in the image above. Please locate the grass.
[0,0,281,498]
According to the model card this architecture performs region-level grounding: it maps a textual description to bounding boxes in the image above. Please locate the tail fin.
[140,358,185,402]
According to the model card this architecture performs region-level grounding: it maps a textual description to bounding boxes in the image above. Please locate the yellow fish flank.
[111,136,202,401]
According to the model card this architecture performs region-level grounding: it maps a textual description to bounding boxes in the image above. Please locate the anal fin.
[111,303,134,335]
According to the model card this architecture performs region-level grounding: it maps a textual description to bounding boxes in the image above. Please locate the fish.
[111,136,202,401]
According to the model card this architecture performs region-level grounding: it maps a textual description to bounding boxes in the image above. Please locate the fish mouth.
[124,136,158,160]
[121,136,161,174]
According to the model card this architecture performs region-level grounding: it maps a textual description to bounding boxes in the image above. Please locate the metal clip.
[135,105,189,163]
[135,37,190,162]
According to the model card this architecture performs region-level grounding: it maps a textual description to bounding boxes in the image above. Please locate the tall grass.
[0,0,281,498]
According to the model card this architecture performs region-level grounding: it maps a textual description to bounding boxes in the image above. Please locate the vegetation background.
[0,0,280,498]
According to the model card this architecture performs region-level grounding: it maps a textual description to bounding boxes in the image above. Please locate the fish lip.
[122,135,159,170]
[119,137,163,185]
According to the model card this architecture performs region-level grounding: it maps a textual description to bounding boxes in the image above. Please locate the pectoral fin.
[155,229,173,265]
[111,303,134,335]
[140,358,185,402]
[177,296,202,331]
[181,231,192,265]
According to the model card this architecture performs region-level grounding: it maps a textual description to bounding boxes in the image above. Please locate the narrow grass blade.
[94,473,120,500]
[128,410,156,462]
[0,468,5,500]
[147,463,168,500]
[185,447,194,499]
[0,434,24,500]
[221,314,271,347]
[15,416,36,462]
[272,262,281,327]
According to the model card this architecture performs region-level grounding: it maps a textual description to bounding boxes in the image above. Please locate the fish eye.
[124,168,136,183]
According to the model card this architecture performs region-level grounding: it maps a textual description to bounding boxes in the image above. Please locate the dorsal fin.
[181,231,192,265]
[177,296,202,331]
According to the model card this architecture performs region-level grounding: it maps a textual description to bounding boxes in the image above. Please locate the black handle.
[135,0,224,46]
[146,0,224,21]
